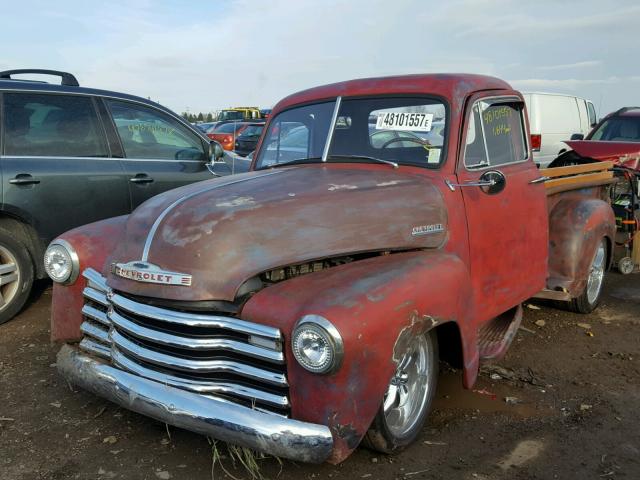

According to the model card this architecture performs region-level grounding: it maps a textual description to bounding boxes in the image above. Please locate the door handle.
[446,170,506,195]
[445,179,496,191]
[129,174,154,184]
[9,174,40,185]
[529,176,549,184]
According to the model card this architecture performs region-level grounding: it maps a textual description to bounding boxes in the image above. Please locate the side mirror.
[209,140,225,163]
[570,133,584,141]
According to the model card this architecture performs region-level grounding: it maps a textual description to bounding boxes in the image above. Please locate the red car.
[206,121,250,151]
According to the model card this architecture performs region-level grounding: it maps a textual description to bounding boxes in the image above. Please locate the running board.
[477,304,523,360]
[532,289,571,301]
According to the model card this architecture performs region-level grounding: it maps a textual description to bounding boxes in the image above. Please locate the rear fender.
[547,198,615,296]
[241,250,474,463]
[51,216,128,342]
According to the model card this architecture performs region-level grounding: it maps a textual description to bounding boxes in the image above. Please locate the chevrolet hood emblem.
[111,261,192,286]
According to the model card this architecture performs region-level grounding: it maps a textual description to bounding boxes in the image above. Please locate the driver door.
[103,99,211,209]
[456,94,548,323]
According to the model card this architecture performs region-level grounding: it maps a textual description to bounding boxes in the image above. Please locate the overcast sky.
[2,0,639,117]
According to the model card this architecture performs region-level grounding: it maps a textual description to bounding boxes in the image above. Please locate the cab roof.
[273,73,513,114]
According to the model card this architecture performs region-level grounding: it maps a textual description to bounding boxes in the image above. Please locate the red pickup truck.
[47,74,616,464]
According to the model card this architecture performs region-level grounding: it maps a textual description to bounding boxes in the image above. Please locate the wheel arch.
[0,211,45,278]
[547,197,616,297]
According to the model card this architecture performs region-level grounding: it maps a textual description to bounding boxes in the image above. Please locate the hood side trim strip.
[141,170,285,262]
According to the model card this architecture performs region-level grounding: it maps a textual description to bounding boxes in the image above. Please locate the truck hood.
[565,140,640,169]
[106,165,448,301]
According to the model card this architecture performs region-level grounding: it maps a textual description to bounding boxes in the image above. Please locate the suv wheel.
[0,230,34,325]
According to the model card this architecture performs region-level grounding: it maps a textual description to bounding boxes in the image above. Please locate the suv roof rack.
[0,69,79,87]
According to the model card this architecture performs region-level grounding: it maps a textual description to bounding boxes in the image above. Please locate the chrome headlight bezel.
[44,239,79,285]
[291,315,344,374]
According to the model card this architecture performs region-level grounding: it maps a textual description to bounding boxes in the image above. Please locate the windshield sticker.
[427,148,441,164]
[376,112,433,132]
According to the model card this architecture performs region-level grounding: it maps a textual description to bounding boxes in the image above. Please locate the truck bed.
[536,161,617,301]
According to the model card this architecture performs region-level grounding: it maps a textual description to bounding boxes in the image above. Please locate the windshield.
[254,97,447,169]
[238,125,264,138]
[218,110,245,121]
[589,115,640,142]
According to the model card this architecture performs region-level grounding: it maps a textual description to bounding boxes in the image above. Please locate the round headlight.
[44,240,79,284]
[292,315,343,374]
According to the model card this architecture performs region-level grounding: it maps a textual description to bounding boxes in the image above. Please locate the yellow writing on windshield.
[483,106,512,124]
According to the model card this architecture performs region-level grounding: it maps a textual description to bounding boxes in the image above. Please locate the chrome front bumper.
[57,345,333,463]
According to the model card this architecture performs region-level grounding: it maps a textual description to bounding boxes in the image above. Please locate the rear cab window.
[2,93,108,157]
[464,99,528,169]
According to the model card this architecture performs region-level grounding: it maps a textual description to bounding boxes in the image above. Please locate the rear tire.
[569,238,607,314]
[363,329,439,454]
[0,229,34,325]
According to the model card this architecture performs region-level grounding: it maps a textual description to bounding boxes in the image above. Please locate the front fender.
[51,215,129,342]
[547,198,615,296]
[241,250,473,463]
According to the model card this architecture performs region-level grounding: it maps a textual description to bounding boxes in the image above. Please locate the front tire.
[569,238,607,314]
[363,329,439,454]
[0,229,34,325]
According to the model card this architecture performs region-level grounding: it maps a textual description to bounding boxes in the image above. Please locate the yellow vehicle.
[217,107,262,121]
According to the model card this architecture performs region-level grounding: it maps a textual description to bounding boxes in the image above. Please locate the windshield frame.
[253,94,450,171]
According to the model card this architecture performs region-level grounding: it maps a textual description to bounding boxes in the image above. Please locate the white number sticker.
[375,112,433,132]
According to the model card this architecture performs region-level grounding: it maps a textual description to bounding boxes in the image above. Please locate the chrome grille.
[78,268,289,415]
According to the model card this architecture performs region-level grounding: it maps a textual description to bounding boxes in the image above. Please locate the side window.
[464,99,528,169]
[587,102,597,126]
[261,122,311,165]
[3,93,108,157]
[107,100,205,160]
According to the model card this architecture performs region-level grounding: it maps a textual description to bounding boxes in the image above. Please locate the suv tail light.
[530,134,542,152]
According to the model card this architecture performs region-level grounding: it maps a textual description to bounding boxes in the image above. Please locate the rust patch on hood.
[106,165,448,301]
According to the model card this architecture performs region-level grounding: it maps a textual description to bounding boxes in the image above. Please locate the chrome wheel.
[586,240,606,305]
[0,245,20,312]
[383,334,433,438]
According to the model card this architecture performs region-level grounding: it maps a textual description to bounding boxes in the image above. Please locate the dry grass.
[208,438,283,480]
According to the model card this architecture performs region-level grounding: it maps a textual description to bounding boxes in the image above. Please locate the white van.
[523,92,597,167]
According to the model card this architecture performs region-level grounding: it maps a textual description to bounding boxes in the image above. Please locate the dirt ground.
[1,273,639,480]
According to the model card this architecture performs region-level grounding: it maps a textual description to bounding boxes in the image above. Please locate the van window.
[465,99,528,168]
[3,93,108,157]
[587,102,597,127]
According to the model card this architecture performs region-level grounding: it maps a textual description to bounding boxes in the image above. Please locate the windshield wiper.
[327,154,399,169]
[267,157,323,169]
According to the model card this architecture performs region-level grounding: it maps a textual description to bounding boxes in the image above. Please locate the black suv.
[0,69,231,324]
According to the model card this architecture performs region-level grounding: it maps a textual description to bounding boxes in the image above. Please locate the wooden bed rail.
[540,161,616,194]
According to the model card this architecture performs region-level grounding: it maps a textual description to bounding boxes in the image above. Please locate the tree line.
[181,112,216,123]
